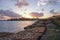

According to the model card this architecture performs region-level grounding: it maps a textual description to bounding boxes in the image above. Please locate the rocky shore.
[0,15,60,40]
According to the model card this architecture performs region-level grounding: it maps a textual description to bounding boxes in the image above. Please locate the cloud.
[37,0,60,6]
[57,0,60,2]
[0,10,21,20]
[15,0,28,8]
[50,9,55,13]
[30,12,43,18]
[37,0,48,6]
[50,9,60,15]
[48,0,57,5]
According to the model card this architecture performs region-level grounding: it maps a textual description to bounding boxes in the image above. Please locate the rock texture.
[0,15,60,40]
[0,20,47,40]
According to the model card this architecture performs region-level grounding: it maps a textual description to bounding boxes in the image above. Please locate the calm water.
[0,21,36,33]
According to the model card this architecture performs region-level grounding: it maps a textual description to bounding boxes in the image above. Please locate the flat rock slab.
[0,27,46,40]
[14,27,46,40]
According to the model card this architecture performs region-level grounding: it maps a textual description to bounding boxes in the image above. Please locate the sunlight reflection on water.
[0,21,36,33]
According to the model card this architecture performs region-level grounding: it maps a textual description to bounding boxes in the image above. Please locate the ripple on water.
[0,21,36,33]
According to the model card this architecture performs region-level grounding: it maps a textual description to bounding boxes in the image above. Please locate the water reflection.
[0,21,35,33]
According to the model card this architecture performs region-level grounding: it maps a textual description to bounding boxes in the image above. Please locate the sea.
[0,21,36,33]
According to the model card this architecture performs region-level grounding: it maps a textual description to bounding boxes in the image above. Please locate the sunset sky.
[0,0,60,18]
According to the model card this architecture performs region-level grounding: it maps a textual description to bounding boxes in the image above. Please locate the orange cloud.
[29,12,43,18]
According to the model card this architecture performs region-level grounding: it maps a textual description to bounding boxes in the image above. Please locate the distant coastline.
[0,15,59,21]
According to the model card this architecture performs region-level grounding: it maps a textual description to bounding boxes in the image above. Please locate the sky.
[0,0,60,17]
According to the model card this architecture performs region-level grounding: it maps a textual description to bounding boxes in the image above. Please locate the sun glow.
[20,10,33,18]
[20,11,51,19]
[21,13,33,18]
[21,13,51,19]
[14,9,52,19]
